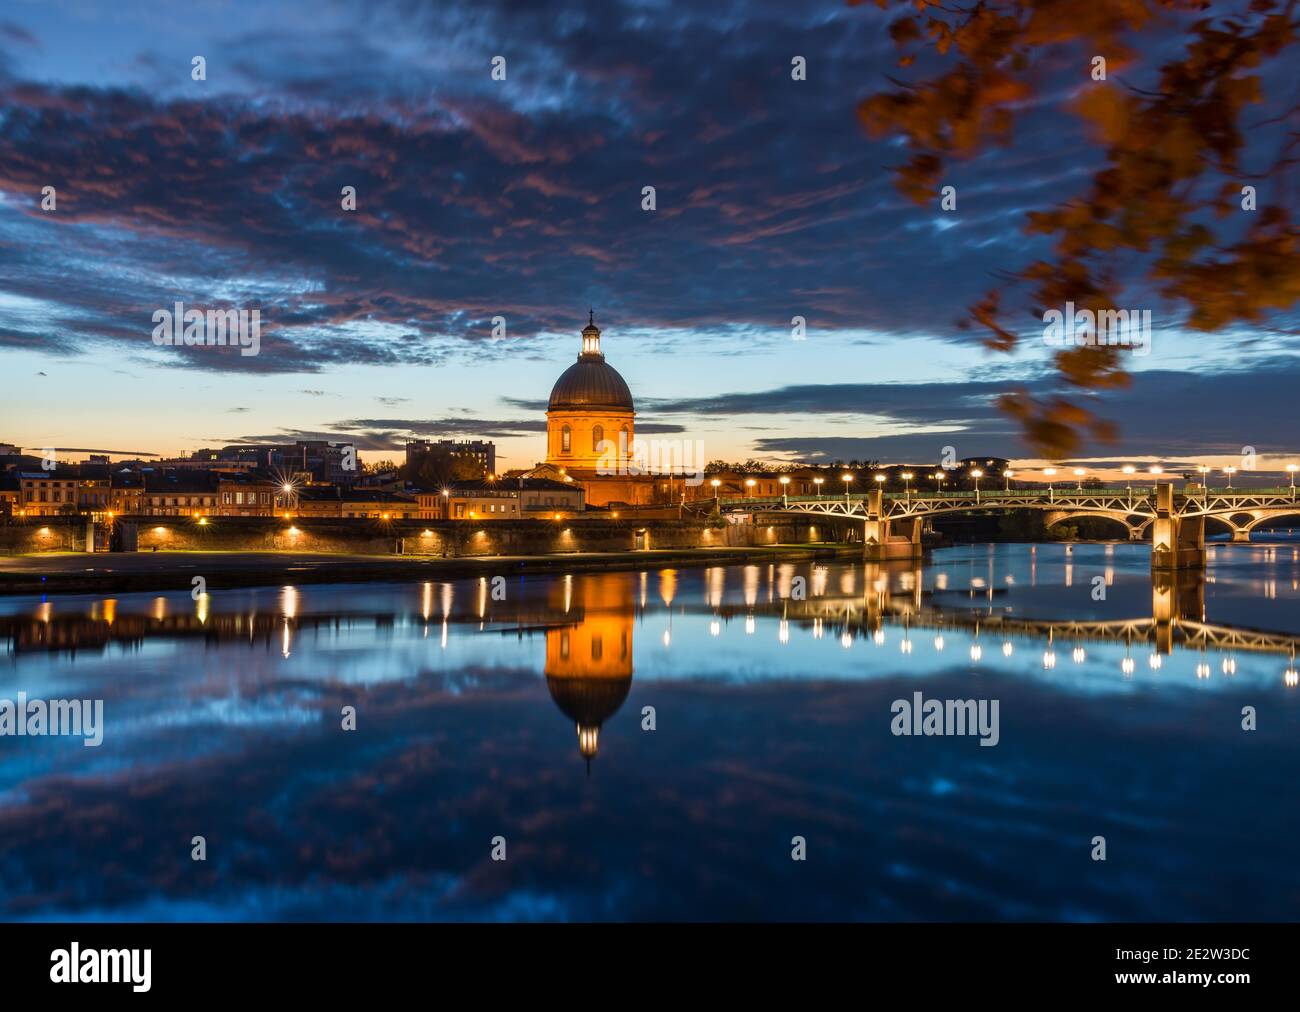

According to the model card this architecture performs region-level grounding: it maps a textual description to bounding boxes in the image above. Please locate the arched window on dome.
[592,424,604,451]
[561,425,571,453]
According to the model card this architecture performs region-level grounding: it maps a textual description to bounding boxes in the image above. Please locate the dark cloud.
[653,361,1300,460]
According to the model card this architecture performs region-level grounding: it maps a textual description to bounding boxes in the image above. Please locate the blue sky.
[1,0,1297,474]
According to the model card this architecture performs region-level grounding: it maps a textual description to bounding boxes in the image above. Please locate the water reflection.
[545,573,635,770]
[3,543,1300,920]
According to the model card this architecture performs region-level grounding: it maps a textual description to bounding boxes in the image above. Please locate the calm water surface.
[2,541,1299,921]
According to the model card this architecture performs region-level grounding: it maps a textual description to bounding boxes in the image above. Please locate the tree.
[858,0,1300,457]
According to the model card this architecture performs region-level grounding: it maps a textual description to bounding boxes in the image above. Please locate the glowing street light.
[933,471,946,495]
[1073,467,1086,492]
[1043,467,1057,501]
[745,478,756,499]
[970,468,983,503]
[1288,464,1298,499]
[1224,466,1236,489]
[1123,464,1136,506]
[711,477,721,507]
[1003,469,1015,492]
[780,474,790,507]
[901,471,913,501]
[813,476,824,499]
[842,472,854,504]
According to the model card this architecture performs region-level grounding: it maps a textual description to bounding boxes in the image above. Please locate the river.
[2,541,1298,920]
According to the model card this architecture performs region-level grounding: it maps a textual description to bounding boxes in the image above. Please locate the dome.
[545,675,633,728]
[548,358,634,412]
[547,313,634,411]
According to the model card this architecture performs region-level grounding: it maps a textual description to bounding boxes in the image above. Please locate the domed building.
[530,312,654,506]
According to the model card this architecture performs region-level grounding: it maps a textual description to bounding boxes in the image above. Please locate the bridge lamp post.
[1288,464,1298,500]
[1043,467,1057,502]
[872,474,885,504]
[1224,466,1235,489]
[711,477,721,508]
[813,476,824,499]
[745,478,756,499]
[901,471,913,502]
[780,475,790,507]
[1122,465,1136,507]
[933,471,946,495]
[1073,467,1086,493]
[970,468,983,503]
[1003,469,1015,492]
[842,472,854,504]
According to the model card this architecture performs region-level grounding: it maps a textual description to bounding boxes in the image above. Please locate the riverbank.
[0,543,861,596]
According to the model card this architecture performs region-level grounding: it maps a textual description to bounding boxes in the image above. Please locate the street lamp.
[1043,467,1057,502]
[1123,465,1136,506]
[1288,464,1298,499]
[1073,467,1086,492]
[933,471,946,495]
[745,478,756,499]
[813,476,824,499]
[1224,466,1235,489]
[970,468,983,503]
[901,471,913,501]
[780,474,790,507]
[842,472,854,504]
[1003,469,1015,492]
[711,477,721,508]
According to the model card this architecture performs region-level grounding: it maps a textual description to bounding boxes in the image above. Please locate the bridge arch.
[1043,510,1142,540]
[1244,512,1300,536]
[1203,515,1236,538]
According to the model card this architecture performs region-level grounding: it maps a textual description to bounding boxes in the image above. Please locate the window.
[592,424,603,450]
[561,425,571,453]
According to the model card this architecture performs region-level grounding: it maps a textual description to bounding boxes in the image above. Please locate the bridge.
[720,483,1300,572]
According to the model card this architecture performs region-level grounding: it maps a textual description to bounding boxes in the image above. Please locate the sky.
[0,0,1298,478]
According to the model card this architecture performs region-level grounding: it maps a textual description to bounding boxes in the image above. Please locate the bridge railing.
[720,486,1300,507]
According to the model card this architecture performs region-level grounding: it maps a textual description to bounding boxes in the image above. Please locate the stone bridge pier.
[862,489,923,562]
[1150,482,1205,573]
